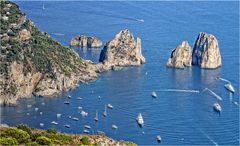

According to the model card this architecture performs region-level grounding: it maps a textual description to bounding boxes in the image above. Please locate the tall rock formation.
[192,32,222,69]
[166,41,192,69]
[99,29,145,69]
[70,35,102,48]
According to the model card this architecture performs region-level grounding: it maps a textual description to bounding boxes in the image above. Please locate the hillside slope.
[0,1,99,105]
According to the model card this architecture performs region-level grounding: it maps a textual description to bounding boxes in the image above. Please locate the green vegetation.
[120,141,137,146]
[0,137,18,146]
[0,1,86,77]
[0,127,30,143]
[81,136,90,145]
[36,136,52,145]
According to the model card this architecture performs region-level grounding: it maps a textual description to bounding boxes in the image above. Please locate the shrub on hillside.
[0,137,18,146]
[1,128,30,143]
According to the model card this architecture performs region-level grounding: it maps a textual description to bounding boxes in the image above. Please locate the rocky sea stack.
[192,32,222,69]
[0,1,99,105]
[99,29,145,69]
[166,41,192,69]
[70,35,102,48]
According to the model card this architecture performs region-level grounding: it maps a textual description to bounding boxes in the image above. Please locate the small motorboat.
[156,135,162,142]
[94,110,98,122]
[26,113,30,116]
[39,112,43,115]
[57,113,62,118]
[51,121,58,125]
[67,95,71,99]
[76,97,82,100]
[136,113,144,127]
[151,91,157,98]
[72,117,79,121]
[97,131,105,135]
[35,108,39,111]
[107,104,114,109]
[213,103,222,112]
[103,105,107,117]
[224,83,235,93]
[84,125,91,129]
[112,125,118,129]
[40,123,44,127]
[64,101,70,104]
[81,111,88,117]
[27,105,32,108]
[64,124,71,128]
[78,106,83,110]
[83,129,90,133]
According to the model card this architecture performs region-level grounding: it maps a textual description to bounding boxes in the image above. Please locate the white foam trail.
[159,89,200,93]
[203,88,222,101]
[52,33,64,36]
[217,77,230,83]
[199,129,218,146]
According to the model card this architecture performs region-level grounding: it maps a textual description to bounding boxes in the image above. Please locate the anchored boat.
[213,102,222,112]
[224,83,235,93]
[136,113,144,127]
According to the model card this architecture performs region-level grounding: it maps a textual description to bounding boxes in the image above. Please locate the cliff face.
[0,1,99,105]
[99,29,145,69]
[192,32,222,69]
[166,41,192,69]
[70,35,102,48]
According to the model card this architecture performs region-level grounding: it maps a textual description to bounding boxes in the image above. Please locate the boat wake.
[158,89,200,93]
[51,33,65,36]
[217,77,230,83]
[202,88,222,101]
[199,129,219,146]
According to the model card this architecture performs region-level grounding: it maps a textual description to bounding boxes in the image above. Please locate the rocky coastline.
[0,1,145,106]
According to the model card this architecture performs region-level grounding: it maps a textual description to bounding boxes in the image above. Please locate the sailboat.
[94,110,98,122]
[103,105,107,117]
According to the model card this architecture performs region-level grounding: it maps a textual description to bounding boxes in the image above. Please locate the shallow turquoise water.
[1,1,239,145]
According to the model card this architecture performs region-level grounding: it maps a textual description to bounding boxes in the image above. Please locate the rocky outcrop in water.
[99,29,145,69]
[0,1,100,106]
[70,35,102,48]
[166,41,192,69]
[192,32,222,69]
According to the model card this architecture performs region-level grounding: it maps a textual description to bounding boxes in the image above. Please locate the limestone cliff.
[99,29,145,69]
[0,1,99,105]
[70,35,102,48]
[192,32,222,69]
[166,41,192,69]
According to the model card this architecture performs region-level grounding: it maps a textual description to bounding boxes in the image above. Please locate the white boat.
[224,83,235,93]
[156,135,162,142]
[213,103,222,112]
[57,113,62,118]
[64,101,70,104]
[34,108,39,111]
[107,104,114,109]
[67,95,71,99]
[64,124,71,128]
[103,105,107,117]
[39,112,43,115]
[84,125,91,129]
[26,113,30,116]
[27,105,32,108]
[151,91,157,98]
[83,130,90,133]
[51,121,58,125]
[136,113,144,127]
[40,123,44,127]
[72,117,79,121]
[78,106,83,110]
[94,110,98,122]
[81,111,88,117]
[76,97,82,100]
[112,124,118,129]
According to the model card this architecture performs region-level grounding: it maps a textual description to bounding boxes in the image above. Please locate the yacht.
[57,113,62,118]
[107,104,114,109]
[136,113,144,127]
[81,111,88,117]
[64,101,70,104]
[64,124,70,128]
[112,125,118,129]
[84,125,91,129]
[224,83,235,93]
[156,135,162,142]
[72,117,79,121]
[51,121,58,125]
[213,102,222,112]
[83,130,90,133]
[151,91,157,98]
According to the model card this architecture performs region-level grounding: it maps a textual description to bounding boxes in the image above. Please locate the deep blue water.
[1,1,239,145]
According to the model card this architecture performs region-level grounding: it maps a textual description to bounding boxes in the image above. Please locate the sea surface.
[1,1,239,145]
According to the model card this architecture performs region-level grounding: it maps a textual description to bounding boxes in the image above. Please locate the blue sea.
[1,1,239,145]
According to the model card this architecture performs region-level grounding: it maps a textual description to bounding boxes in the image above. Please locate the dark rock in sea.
[99,29,145,69]
[192,32,222,69]
[70,35,102,48]
[166,41,192,69]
